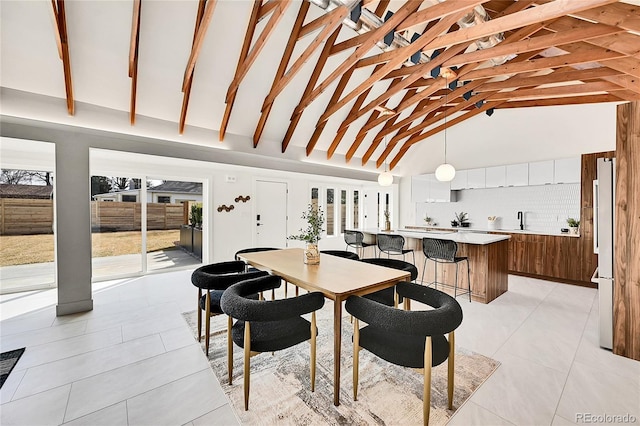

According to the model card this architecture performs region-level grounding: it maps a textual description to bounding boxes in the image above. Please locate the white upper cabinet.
[485,166,506,188]
[450,169,467,190]
[506,163,529,187]
[411,175,430,202]
[467,168,486,189]
[554,157,581,184]
[528,160,555,185]
[411,174,454,202]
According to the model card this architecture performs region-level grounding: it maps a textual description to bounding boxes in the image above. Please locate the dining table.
[238,248,411,406]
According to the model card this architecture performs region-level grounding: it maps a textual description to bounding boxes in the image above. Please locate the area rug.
[0,348,25,388]
[183,307,499,425]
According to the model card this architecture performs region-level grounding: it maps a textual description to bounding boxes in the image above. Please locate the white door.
[363,189,380,230]
[255,180,288,248]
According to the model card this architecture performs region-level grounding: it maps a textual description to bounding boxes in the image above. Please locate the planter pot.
[304,243,320,265]
[384,220,391,232]
[461,222,470,228]
[569,226,579,235]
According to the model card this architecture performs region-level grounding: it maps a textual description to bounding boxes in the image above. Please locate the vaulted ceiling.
[1,0,639,176]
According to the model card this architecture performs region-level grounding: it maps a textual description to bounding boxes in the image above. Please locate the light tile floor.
[1,272,638,425]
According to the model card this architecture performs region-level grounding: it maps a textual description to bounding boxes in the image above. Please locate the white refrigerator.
[593,157,615,350]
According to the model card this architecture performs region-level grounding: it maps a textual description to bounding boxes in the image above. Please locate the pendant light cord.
[444,77,448,163]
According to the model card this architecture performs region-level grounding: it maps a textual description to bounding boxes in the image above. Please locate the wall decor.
[217,204,235,212]
[235,195,251,203]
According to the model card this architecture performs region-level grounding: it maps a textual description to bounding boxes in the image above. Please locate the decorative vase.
[384,220,391,231]
[304,243,320,265]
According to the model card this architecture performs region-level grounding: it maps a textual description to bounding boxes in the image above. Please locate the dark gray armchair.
[221,274,325,410]
[346,282,463,425]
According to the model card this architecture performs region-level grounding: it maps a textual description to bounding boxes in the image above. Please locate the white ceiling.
[0,0,623,177]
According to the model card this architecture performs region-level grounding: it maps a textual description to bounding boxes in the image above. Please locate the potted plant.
[383,209,391,231]
[424,214,434,227]
[288,204,325,264]
[567,217,580,234]
[455,212,470,228]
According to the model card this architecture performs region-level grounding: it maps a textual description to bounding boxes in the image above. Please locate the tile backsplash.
[415,184,581,233]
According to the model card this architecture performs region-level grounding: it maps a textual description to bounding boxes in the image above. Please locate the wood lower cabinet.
[500,232,591,285]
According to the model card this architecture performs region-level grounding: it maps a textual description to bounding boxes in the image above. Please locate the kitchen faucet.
[517,211,524,230]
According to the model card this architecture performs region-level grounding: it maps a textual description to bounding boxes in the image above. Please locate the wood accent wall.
[614,101,640,361]
[580,150,615,283]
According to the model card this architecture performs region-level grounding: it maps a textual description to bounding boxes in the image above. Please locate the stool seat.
[422,238,471,301]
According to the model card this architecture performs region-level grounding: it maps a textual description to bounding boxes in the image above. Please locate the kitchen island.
[353,228,510,303]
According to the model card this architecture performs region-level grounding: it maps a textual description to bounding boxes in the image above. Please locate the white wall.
[412,184,581,234]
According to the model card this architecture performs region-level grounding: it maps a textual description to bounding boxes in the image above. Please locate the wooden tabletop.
[239,248,410,299]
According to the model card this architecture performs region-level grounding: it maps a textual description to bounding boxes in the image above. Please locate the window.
[157,196,171,204]
[311,188,319,212]
[122,195,137,202]
[340,190,347,233]
[353,190,359,228]
[326,189,335,235]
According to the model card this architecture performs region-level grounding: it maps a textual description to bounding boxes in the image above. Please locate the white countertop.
[357,228,511,245]
[408,225,580,238]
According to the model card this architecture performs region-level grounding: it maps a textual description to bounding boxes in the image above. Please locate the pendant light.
[435,75,456,182]
[378,136,393,186]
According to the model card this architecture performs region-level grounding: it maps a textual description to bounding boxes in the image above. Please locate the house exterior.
[0,183,53,199]
[93,181,202,204]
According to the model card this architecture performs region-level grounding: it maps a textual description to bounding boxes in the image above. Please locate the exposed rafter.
[220,0,292,141]
[50,0,74,115]
[129,0,141,125]
[179,0,208,134]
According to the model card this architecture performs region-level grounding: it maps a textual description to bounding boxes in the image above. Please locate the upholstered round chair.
[320,250,360,260]
[346,283,463,425]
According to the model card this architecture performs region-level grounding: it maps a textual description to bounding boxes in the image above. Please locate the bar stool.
[422,238,472,301]
[344,230,375,258]
[376,233,416,265]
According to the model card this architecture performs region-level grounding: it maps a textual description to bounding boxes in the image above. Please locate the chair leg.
[310,311,317,392]
[205,291,211,356]
[295,286,299,297]
[271,289,275,301]
[353,318,360,401]
[448,331,455,410]
[197,289,202,342]
[422,258,427,286]
[466,260,472,302]
[243,321,251,411]
[412,250,416,266]
[227,316,233,385]
[424,336,432,426]
[284,281,288,298]
[454,264,459,298]
[434,261,438,290]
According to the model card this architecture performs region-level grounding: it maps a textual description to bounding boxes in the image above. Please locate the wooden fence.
[0,199,186,235]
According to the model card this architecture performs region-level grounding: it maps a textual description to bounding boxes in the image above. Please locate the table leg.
[333,297,342,406]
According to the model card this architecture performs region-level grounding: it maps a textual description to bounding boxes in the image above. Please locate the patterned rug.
[0,348,25,388]
[183,305,499,425]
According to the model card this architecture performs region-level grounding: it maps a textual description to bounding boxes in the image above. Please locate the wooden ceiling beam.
[220,0,270,141]
[558,1,640,33]
[225,0,291,101]
[129,0,142,125]
[52,0,74,115]
[50,0,62,59]
[179,0,206,134]
[460,48,626,81]
[305,67,355,156]
[297,5,344,39]
[486,80,625,101]
[419,0,619,55]
[181,0,217,92]
[389,101,505,170]
[327,64,391,160]
[396,0,491,32]
[318,10,468,124]
[473,67,623,92]
[600,74,640,95]
[253,1,311,147]
[295,0,423,114]
[443,22,623,68]
[341,0,542,134]
[261,5,348,112]
[257,0,279,22]
[495,94,624,108]
[281,27,341,153]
